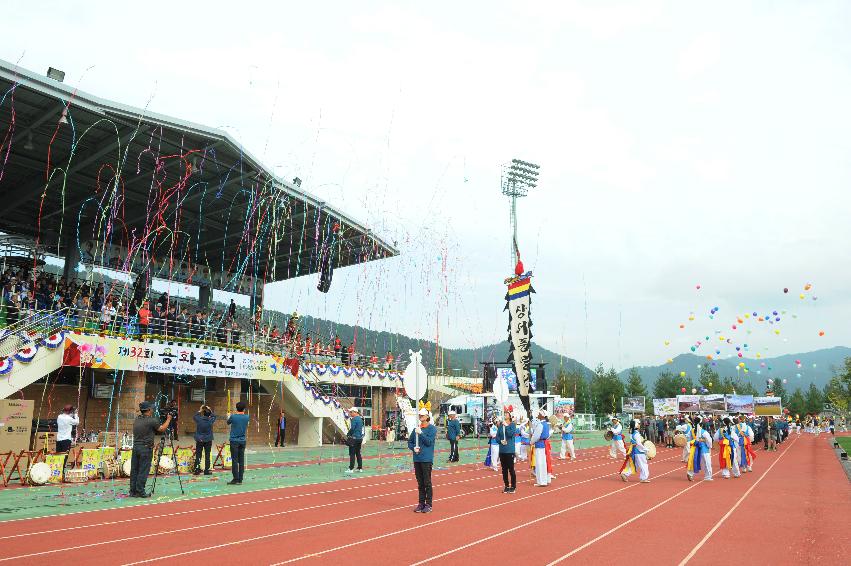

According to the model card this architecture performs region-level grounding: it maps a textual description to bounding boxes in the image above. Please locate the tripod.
[149,430,185,496]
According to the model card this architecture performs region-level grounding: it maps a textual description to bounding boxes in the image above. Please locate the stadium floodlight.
[46,67,65,82]
[501,158,540,267]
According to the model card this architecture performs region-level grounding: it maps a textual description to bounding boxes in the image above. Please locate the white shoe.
[344,469,354,474]
[355,469,364,473]
[620,473,628,482]
[704,478,713,482]
[687,473,694,482]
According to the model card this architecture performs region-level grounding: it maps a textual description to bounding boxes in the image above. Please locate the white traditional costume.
[559,416,575,460]
[735,417,756,472]
[524,410,553,486]
[609,419,627,459]
[686,418,713,481]
[620,421,649,482]
[714,420,740,479]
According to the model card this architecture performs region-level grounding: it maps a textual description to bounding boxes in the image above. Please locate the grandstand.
[0,59,401,450]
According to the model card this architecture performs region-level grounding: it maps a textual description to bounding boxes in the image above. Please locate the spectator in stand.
[346,342,355,365]
[334,335,342,358]
[369,352,379,368]
[270,326,281,342]
[228,299,236,321]
[191,311,203,339]
[100,299,116,330]
[305,336,312,355]
[157,292,168,312]
[385,351,394,370]
[177,308,189,338]
[313,340,321,357]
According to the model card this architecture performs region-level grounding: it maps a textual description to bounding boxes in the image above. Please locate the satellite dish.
[402,350,428,401]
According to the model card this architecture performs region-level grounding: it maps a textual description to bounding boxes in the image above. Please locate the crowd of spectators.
[0,267,403,369]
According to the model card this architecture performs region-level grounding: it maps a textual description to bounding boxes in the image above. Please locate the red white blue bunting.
[0,357,13,375]
[42,331,65,349]
[14,344,38,363]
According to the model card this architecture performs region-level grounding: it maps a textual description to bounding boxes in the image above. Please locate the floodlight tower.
[501,159,540,268]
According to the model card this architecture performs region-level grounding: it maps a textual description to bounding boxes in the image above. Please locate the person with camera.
[166,399,180,440]
[193,405,216,475]
[130,401,172,498]
[345,407,364,474]
[227,401,249,485]
[56,404,79,454]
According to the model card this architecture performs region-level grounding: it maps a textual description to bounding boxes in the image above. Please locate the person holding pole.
[497,411,517,493]
[408,407,436,513]
[446,410,460,463]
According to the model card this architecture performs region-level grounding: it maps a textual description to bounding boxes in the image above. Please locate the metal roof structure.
[0,59,397,292]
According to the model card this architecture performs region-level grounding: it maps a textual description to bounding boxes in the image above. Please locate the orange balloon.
[819,331,825,337]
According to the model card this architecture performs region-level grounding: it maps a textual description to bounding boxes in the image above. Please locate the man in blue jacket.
[345,407,364,474]
[226,401,249,485]
[192,405,216,475]
[409,408,437,513]
[446,410,461,463]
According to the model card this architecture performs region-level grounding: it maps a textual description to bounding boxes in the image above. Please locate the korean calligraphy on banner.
[505,260,535,415]
[65,334,278,380]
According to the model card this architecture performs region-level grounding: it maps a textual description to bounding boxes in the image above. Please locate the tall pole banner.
[505,254,534,417]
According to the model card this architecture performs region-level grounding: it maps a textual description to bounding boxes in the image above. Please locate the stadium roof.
[0,59,397,290]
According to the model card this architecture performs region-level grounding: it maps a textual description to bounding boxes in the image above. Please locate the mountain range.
[277,311,849,391]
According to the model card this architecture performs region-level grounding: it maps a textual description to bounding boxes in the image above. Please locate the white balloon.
[402,350,428,401]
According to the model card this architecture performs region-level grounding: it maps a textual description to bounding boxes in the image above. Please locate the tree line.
[551,357,851,417]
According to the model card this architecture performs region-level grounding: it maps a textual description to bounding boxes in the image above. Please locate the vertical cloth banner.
[505,260,535,416]
[44,454,67,483]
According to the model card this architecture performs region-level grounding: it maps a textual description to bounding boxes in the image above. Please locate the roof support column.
[198,284,211,311]
[62,241,80,281]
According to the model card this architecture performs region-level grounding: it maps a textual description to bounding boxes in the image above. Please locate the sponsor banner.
[699,394,726,413]
[725,394,755,414]
[652,398,678,416]
[622,396,646,413]
[44,454,67,483]
[677,395,701,413]
[754,396,783,416]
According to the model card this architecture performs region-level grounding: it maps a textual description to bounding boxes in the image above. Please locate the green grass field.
[836,436,851,453]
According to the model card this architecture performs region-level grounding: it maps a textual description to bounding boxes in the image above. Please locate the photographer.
[193,405,216,475]
[129,401,172,498]
[56,404,79,454]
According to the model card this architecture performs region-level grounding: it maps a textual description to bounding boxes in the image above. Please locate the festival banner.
[652,398,678,416]
[725,394,755,414]
[754,396,783,416]
[699,394,726,413]
[677,395,700,413]
[505,263,535,415]
[44,454,67,483]
[80,448,102,478]
[222,444,232,469]
[621,396,646,413]
[175,448,193,473]
[554,398,575,417]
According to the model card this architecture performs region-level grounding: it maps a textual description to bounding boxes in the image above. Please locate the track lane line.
[677,435,798,565]
[410,460,686,566]
[122,455,678,565]
[0,448,617,560]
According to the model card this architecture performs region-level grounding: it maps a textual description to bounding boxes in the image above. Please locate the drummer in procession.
[608,416,627,459]
[559,413,576,461]
[685,416,713,482]
[677,416,693,462]
[619,418,650,483]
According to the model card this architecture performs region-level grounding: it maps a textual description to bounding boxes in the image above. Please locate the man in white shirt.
[56,405,79,453]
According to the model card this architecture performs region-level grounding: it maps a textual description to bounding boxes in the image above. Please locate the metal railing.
[0,307,69,358]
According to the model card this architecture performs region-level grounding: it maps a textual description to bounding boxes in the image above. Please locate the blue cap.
[139,401,153,412]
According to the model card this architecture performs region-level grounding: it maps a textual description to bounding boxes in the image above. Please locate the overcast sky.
[4,1,850,370]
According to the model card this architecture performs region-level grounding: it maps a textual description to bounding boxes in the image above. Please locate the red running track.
[0,436,847,565]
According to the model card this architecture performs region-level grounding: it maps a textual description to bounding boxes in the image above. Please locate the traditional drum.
[122,459,133,477]
[643,440,657,459]
[65,468,88,483]
[28,462,52,485]
[157,455,175,474]
[674,433,687,447]
[101,459,120,479]
[604,430,614,441]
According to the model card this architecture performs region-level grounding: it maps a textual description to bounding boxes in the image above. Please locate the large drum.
[604,430,614,441]
[122,459,133,477]
[157,455,175,474]
[674,433,687,447]
[101,459,120,479]
[28,462,52,485]
[643,440,657,459]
